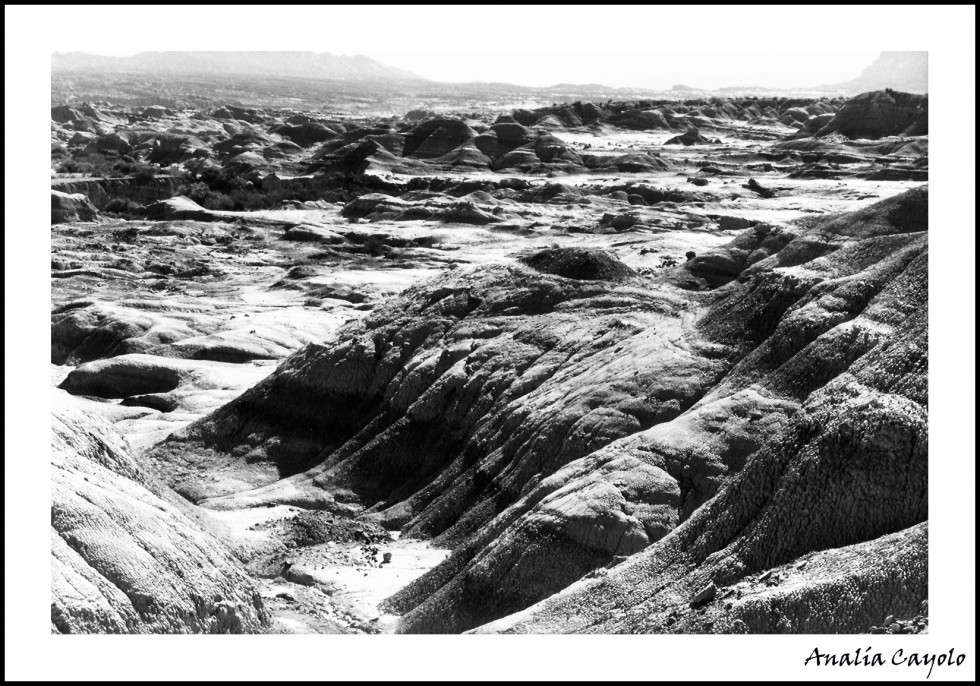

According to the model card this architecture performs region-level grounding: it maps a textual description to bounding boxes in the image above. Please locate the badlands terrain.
[51,88,929,634]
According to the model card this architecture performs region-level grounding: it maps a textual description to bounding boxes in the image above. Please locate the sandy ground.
[202,504,448,633]
[265,536,449,634]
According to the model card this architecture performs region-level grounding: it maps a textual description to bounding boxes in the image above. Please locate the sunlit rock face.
[51,397,269,634]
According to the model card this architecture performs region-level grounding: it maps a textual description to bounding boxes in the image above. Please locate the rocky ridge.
[51,396,268,633]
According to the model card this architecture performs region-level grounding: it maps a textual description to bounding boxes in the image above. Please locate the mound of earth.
[815,89,927,139]
[609,109,671,130]
[592,153,673,173]
[664,127,715,146]
[678,222,794,289]
[51,102,108,129]
[473,122,535,159]
[404,187,928,633]
[141,105,172,119]
[789,112,836,139]
[52,190,100,224]
[519,247,636,281]
[601,183,704,206]
[402,118,477,159]
[148,262,727,514]
[145,133,206,165]
[405,108,437,122]
[51,300,209,366]
[779,107,811,126]
[143,196,217,221]
[431,141,493,170]
[311,138,433,176]
[341,193,411,219]
[213,131,276,157]
[51,397,268,633]
[488,132,582,172]
[87,131,134,155]
[59,354,186,398]
[272,122,339,147]
[438,199,499,225]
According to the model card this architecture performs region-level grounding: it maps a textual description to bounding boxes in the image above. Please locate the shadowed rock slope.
[150,247,729,511]
[470,188,928,634]
[815,89,927,139]
[52,396,268,633]
[519,247,636,281]
[149,188,927,633]
[52,190,100,224]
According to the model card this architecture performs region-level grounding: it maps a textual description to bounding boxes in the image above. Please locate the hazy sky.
[72,49,881,91]
[38,5,910,91]
[363,50,882,89]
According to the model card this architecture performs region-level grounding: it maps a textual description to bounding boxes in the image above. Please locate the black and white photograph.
[5,3,975,682]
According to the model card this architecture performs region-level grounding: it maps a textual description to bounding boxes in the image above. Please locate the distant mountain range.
[52,51,430,84]
[665,53,927,97]
[818,51,927,94]
[51,50,928,108]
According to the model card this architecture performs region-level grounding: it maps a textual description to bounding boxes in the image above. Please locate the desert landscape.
[47,50,932,638]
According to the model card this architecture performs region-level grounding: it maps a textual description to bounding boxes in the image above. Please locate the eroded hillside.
[51,90,929,634]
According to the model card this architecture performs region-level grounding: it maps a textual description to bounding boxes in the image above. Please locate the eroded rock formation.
[47,90,930,635]
[143,186,927,633]
[51,397,268,633]
[816,89,927,139]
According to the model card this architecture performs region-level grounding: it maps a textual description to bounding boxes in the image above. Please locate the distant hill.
[819,51,927,94]
[50,50,925,113]
[52,51,429,84]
